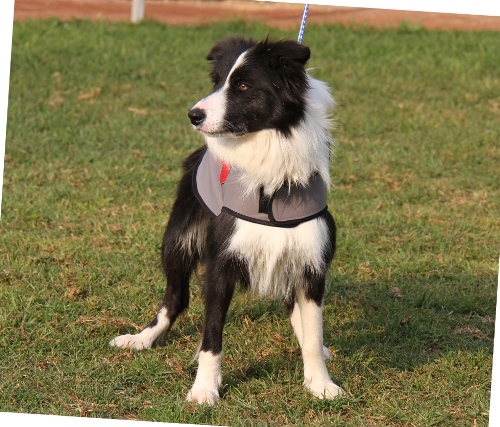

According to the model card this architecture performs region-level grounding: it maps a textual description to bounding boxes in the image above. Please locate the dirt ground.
[13,0,500,31]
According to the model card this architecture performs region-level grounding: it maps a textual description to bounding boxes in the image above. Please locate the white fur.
[109,307,170,350]
[204,76,334,196]
[290,301,333,360]
[180,214,210,257]
[186,351,222,405]
[227,217,330,298]
[192,51,248,135]
[295,288,344,399]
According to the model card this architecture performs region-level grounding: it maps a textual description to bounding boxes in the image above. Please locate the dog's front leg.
[290,301,333,361]
[296,287,344,399]
[186,256,237,405]
[186,350,223,405]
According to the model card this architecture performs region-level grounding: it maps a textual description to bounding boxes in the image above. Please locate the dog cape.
[193,146,328,228]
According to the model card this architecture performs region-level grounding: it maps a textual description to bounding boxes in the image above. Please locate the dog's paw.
[306,379,345,400]
[186,387,219,405]
[109,333,152,350]
[323,346,333,360]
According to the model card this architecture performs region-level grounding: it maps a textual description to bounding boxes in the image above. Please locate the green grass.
[1,18,499,426]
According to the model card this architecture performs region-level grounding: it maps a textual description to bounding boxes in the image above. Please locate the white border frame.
[1,1,498,426]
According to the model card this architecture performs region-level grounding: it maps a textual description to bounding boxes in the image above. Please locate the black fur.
[200,214,250,354]
[201,37,311,137]
[156,148,208,333]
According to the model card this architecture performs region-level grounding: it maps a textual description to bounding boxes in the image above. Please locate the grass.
[1,18,499,426]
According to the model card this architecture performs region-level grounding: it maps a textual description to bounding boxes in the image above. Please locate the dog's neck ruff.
[193,146,328,228]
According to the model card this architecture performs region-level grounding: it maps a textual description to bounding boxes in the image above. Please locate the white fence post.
[131,0,145,23]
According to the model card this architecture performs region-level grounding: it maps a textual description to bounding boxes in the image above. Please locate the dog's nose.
[188,108,206,126]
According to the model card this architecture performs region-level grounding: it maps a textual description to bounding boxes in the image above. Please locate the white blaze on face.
[191,50,248,135]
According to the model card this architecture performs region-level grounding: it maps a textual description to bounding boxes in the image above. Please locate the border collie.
[110,37,344,404]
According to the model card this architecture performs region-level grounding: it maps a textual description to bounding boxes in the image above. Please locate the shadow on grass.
[204,272,495,391]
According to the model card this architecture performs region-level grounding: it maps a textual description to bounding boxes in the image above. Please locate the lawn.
[1,18,499,426]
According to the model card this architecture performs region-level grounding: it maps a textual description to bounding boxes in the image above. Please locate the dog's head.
[188,37,311,138]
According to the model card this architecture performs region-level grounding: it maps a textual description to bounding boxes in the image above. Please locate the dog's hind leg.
[109,232,202,350]
[110,147,208,350]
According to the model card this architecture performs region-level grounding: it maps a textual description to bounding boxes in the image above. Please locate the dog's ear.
[275,40,311,66]
[206,37,256,62]
[259,39,310,103]
[206,40,228,62]
[266,40,310,72]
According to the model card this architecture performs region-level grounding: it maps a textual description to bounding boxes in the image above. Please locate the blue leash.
[297,4,310,43]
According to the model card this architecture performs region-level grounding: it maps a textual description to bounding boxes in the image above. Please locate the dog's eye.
[236,82,249,91]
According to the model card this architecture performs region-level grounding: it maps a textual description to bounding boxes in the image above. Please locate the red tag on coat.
[219,162,231,184]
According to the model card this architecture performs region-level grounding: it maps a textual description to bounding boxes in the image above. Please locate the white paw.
[186,387,219,405]
[307,379,345,400]
[109,333,152,350]
[323,346,333,360]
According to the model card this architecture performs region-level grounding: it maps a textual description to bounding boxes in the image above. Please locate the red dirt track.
[13,0,500,31]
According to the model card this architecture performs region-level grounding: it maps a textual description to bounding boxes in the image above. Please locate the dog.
[110,36,344,405]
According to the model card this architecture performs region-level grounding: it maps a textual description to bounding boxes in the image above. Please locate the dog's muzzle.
[188,108,206,127]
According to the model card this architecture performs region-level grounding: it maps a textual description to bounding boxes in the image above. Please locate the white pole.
[131,0,145,23]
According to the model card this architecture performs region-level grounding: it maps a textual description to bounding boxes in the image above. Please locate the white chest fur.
[226,217,330,298]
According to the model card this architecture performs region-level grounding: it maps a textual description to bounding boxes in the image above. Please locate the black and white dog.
[110,37,344,404]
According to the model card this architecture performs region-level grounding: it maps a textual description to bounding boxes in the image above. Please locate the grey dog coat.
[193,146,328,228]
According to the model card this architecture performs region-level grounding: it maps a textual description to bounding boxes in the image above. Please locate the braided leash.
[297,4,310,43]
